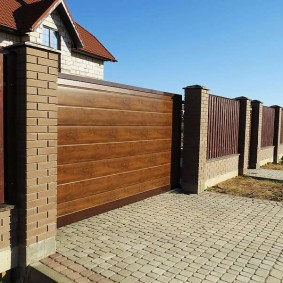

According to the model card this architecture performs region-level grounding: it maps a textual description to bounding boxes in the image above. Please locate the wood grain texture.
[59,87,172,113]
[57,185,170,227]
[58,126,171,145]
[58,139,171,164]
[57,79,176,225]
[59,106,172,126]
[58,164,170,203]
[58,177,170,216]
[58,151,171,184]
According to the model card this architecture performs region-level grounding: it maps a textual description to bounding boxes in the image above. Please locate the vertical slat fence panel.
[281,110,283,144]
[261,106,275,148]
[207,95,240,159]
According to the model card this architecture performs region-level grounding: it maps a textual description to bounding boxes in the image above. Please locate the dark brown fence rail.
[261,106,275,148]
[207,95,240,159]
[281,110,283,144]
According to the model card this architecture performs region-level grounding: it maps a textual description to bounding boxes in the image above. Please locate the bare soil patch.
[261,162,283,171]
[207,176,283,202]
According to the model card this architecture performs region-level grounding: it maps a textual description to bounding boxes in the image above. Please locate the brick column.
[182,85,209,194]
[249,100,263,169]
[272,105,282,163]
[7,44,58,267]
[235,97,252,174]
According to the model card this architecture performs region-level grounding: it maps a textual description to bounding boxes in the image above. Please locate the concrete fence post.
[182,85,209,194]
[5,44,58,273]
[235,97,252,174]
[272,105,282,163]
[249,100,263,169]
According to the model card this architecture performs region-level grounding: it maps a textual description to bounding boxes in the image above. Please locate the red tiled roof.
[0,0,57,31]
[0,0,116,62]
[74,22,116,62]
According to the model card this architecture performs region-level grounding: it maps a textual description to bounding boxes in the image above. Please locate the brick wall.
[279,144,283,161]
[29,11,104,79]
[205,155,240,188]
[182,86,209,194]
[249,101,263,169]
[0,206,17,274]
[259,146,275,166]
[7,44,58,268]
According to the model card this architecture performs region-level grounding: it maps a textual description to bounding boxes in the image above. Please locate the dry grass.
[261,162,283,171]
[207,176,283,202]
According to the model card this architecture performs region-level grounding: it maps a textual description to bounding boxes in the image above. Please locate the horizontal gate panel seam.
[58,138,172,147]
[58,177,170,216]
[57,166,171,203]
[57,162,172,187]
[58,125,172,128]
[58,105,172,114]
[57,151,172,168]
[58,105,173,115]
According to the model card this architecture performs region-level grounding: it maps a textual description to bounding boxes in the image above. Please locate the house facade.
[0,0,116,79]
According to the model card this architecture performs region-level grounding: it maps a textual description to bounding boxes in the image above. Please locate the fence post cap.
[183,85,209,90]
[270,105,281,109]
[235,96,250,101]
[251,99,263,104]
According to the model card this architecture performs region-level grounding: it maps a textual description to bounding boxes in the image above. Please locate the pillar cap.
[251,99,263,104]
[271,105,282,109]
[235,96,250,101]
[183,85,209,90]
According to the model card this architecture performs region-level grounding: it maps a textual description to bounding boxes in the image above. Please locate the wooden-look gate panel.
[57,75,180,226]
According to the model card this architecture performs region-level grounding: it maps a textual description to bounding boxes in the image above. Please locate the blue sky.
[66,0,283,106]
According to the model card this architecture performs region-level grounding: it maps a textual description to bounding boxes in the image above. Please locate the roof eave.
[0,25,24,35]
[72,49,117,62]
[57,1,84,49]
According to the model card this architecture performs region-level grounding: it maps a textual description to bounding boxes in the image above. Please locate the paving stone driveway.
[53,192,283,283]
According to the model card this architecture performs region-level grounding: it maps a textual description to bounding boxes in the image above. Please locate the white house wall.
[0,10,104,80]
[29,11,104,79]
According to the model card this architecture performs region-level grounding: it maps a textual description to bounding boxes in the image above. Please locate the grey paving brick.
[52,192,283,283]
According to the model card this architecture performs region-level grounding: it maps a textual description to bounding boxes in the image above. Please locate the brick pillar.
[235,97,252,174]
[272,105,282,163]
[182,85,209,194]
[7,44,58,267]
[249,100,263,169]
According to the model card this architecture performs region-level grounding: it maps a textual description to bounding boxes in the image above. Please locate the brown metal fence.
[261,106,275,148]
[207,95,240,159]
[281,110,283,144]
